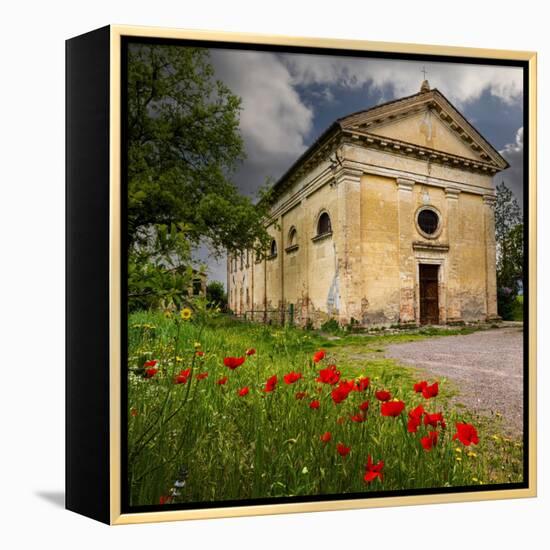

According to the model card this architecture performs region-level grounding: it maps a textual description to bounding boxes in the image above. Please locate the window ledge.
[312,231,333,243]
[285,244,299,254]
[266,253,278,261]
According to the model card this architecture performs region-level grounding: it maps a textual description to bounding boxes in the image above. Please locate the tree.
[206,281,228,310]
[127,44,271,310]
[494,182,523,319]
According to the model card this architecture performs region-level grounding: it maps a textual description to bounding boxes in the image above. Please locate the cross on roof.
[421,66,428,80]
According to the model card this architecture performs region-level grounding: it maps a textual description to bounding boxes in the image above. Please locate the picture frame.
[66,24,537,525]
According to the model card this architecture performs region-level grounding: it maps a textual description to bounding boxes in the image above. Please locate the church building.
[227,81,508,327]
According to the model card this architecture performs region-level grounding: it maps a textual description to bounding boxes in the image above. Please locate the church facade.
[227,82,508,327]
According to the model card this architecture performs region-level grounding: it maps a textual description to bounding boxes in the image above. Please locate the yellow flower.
[491,434,500,441]
[472,477,479,482]
[495,412,502,418]
[454,448,462,454]
[163,310,172,318]
[176,356,183,363]
[456,457,462,462]
[467,451,478,458]
[194,342,202,349]
[180,307,192,321]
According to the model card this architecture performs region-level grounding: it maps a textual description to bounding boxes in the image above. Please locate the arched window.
[270,239,278,258]
[317,212,332,236]
[288,227,297,246]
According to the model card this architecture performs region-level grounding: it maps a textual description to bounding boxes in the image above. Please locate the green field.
[127,310,523,506]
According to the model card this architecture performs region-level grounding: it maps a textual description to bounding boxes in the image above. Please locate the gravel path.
[385,327,524,436]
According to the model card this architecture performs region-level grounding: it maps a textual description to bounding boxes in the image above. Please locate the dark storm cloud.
[497,127,524,208]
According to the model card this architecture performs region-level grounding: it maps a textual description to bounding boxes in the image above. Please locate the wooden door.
[419,264,439,325]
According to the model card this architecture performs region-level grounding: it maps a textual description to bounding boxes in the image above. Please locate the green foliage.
[127,314,522,505]
[495,183,523,318]
[320,318,341,334]
[206,281,228,310]
[127,44,272,310]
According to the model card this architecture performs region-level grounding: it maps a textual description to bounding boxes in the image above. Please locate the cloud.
[211,49,314,195]
[497,126,524,207]
[281,54,523,107]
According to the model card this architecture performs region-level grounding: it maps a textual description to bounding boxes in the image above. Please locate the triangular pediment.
[338,89,508,170]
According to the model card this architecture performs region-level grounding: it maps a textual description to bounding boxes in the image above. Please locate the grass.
[127,311,523,507]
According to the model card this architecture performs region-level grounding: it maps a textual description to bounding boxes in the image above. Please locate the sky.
[195,48,525,287]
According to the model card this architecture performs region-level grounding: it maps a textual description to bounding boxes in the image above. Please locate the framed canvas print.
[66,25,537,525]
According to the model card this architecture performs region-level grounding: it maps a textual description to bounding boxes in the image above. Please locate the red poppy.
[309,399,320,409]
[354,377,370,391]
[238,386,250,397]
[217,376,228,385]
[144,368,158,379]
[295,391,307,400]
[283,371,303,384]
[364,455,384,483]
[336,443,351,457]
[224,356,245,370]
[359,400,370,412]
[159,495,172,505]
[264,375,277,392]
[245,348,256,356]
[313,350,326,363]
[196,372,208,380]
[375,390,392,402]
[144,359,158,368]
[420,431,438,451]
[452,422,479,446]
[130,408,138,417]
[422,382,439,399]
[195,350,205,357]
[381,400,405,417]
[331,380,355,404]
[320,431,332,443]
[407,404,425,433]
[423,412,446,429]
[414,380,428,393]
[174,368,191,384]
[350,412,366,423]
[316,364,341,385]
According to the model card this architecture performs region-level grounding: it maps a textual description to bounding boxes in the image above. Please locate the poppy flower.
[264,375,277,392]
[174,368,191,384]
[364,455,384,483]
[359,401,370,412]
[159,495,172,505]
[295,391,307,400]
[238,386,250,397]
[375,390,392,402]
[196,372,208,380]
[423,412,446,429]
[331,380,355,404]
[217,376,228,385]
[130,408,138,417]
[420,431,438,451]
[320,431,332,443]
[414,380,428,393]
[309,399,320,409]
[224,356,246,370]
[407,404,425,433]
[144,359,158,368]
[422,382,439,399]
[452,422,479,446]
[350,412,366,423]
[195,350,205,357]
[144,367,158,379]
[283,371,303,384]
[381,400,405,417]
[245,348,256,356]
[317,364,341,385]
[313,350,326,363]
[336,443,351,457]
[355,377,370,391]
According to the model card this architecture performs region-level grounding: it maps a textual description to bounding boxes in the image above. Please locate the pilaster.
[445,187,462,322]
[483,194,499,320]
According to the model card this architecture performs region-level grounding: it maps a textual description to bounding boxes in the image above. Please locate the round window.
[417,209,440,236]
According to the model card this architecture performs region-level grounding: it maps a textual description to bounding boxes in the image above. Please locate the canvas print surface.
[123,39,527,509]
